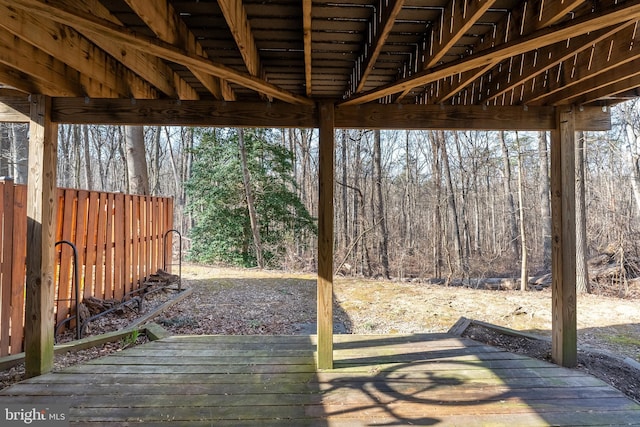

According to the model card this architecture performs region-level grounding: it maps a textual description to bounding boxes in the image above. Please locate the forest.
[2,101,640,296]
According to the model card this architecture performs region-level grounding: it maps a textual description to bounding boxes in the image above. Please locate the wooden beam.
[528,0,587,31]
[341,1,640,106]
[124,0,232,100]
[432,64,495,104]
[353,0,405,93]
[0,94,29,122]
[217,0,262,79]
[550,105,577,368]
[49,98,611,131]
[303,0,312,97]
[0,30,86,97]
[523,23,640,105]
[478,24,630,105]
[24,94,58,377]
[59,0,195,100]
[4,0,310,105]
[565,66,640,106]
[0,4,154,99]
[51,98,318,127]
[317,101,335,370]
[425,0,496,69]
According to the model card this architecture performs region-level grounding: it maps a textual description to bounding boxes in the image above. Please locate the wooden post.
[550,106,577,367]
[317,102,335,370]
[24,95,58,377]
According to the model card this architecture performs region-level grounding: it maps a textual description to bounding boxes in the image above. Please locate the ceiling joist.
[352,0,405,94]
[124,0,233,101]
[4,0,312,105]
[342,0,640,106]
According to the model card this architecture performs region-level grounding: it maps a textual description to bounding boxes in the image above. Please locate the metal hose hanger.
[55,240,80,341]
[163,229,182,291]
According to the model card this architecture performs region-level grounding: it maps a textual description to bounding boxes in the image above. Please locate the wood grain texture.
[24,94,57,377]
[550,106,577,368]
[317,102,335,370]
[2,334,638,424]
[51,98,610,131]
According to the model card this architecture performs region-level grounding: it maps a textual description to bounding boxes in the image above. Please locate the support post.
[317,102,335,369]
[24,95,58,377]
[550,106,577,367]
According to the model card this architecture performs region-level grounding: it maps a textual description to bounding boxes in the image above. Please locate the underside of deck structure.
[1,0,640,376]
[2,334,640,425]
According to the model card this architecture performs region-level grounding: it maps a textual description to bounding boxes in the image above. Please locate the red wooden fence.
[0,179,174,356]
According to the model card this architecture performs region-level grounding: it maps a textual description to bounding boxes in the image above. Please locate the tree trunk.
[576,131,591,294]
[499,131,520,260]
[438,130,463,274]
[515,132,528,291]
[341,129,349,252]
[82,125,93,190]
[238,129,264,268]
[538,131,552,270]
[124,125,149,195]
[373,130,390,279]
[430,132,443,277]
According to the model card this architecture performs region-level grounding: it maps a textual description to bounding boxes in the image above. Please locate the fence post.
[0,177,14,356]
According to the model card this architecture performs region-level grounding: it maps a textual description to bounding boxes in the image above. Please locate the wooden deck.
[1,334,639,426]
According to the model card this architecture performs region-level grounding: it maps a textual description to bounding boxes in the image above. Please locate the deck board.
[1,333,639,426]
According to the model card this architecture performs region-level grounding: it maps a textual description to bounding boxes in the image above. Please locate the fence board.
[131,196,140,289]
[74,191,89,301]
[113,194,124,300]
[83,192,98,299]
[1,178,14,356]
[10,185,27,354]
[123,195,132,296]
[94,193,107,300]
[56,189,76,324]
[0,182,173,356]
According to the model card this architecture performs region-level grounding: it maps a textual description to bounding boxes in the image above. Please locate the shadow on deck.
[1,333,639,426]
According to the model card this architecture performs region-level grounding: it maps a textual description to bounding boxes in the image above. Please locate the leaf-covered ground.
[3,264,639,401]
[158,265,640,362]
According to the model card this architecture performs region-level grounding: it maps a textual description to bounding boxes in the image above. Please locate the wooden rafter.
[352,0,405,94]
[124,0,233,101]
[425,0,496,69]
[4,0,312,105]
[341,1,640,106]
[303,0,312,97]
[0,31,85,97]
[528,0,587,31]
[0,4,154,99]
[564,63,640,106]
[217,0,262,79]
[478,24,631,105]
[405,0,587,105]
[540,57,640,106]
[57,0,197,100]
[522,22,640,105]
[432,64,494,104]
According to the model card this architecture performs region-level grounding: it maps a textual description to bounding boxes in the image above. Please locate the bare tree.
[373,129,390,279]
[538,131,552,270]
[576,131,591,294]
[499,131,520,259]
[515,132,528,291]
[238,129,264,269]
[124,125,149,195]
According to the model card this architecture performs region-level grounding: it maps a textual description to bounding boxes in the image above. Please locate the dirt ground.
[2,264,639,403]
